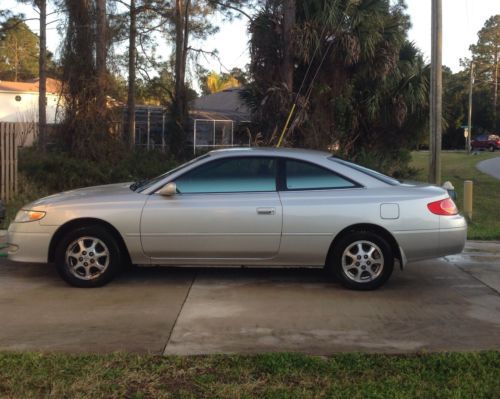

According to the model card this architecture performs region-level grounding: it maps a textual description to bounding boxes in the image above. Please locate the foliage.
[17,147,178,194]
[0,351,499,398]
[199,68,247,95]
[244,0,429,175]
[469,14,500,130]
[0,17,40,81]
[56,0,120,161]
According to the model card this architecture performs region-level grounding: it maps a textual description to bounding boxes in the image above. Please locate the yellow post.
[464,180,473,220]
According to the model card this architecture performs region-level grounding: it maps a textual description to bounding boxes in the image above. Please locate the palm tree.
[244,0,429,174]
[205,71,241,93]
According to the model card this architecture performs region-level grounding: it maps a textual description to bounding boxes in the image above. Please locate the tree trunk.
[170,0,190,156]
[14,37,19,81]
[96,0,107,112]
[174,0,187,118]
[127,0,137,149]
[281,0,295,92]
[38,0,47,152]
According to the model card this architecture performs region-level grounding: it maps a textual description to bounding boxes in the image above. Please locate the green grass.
[410,151,500,240]
[0,351,498,398]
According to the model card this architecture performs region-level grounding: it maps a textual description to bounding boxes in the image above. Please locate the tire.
[488,144,495,152]
[55,225,122,287]
[326,231,394,290]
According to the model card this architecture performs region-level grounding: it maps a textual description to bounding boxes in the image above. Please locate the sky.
[3,0,500,80]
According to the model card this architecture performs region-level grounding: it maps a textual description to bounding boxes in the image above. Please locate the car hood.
[25,182,135,209]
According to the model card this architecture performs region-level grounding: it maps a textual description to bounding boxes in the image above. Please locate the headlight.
[14,210,46,223]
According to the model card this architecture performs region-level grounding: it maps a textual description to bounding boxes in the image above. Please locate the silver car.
[7,148,467,290]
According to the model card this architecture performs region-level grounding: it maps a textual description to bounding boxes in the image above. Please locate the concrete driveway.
[0,241,499,355]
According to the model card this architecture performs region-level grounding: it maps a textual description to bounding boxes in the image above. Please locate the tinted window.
[285,160,356,190]
[175,157,277,193]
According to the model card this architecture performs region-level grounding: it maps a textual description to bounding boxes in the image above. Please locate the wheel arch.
[48,217,132,265]
[326,223,403,268]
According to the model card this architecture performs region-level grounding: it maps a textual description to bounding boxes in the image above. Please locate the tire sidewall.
[55,225,122,287]
[329,231,394,290]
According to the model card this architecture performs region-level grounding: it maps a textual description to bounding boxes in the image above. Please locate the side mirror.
[158,182,177,196]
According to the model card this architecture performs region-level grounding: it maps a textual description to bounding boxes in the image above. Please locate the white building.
[0,78,62,124]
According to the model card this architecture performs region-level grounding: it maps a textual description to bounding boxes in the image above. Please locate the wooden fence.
[0,123,18,202]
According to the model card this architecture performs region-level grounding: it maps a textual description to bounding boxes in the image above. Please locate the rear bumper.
[7,222,56,263]
[437,214,467,258]
[393,215,467,263]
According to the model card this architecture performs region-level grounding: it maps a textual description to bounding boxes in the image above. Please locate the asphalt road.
[0,241,499,355]
[477,156,500,180]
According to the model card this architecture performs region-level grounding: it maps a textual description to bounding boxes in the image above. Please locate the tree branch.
[211,1,252,21]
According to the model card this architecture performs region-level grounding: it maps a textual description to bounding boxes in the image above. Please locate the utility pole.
[467,61,474,152]
[429,0,442,185]
[37,0,47,152]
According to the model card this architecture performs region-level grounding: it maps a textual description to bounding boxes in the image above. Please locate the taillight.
[427,198,458,215]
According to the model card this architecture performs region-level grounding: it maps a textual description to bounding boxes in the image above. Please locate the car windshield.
[329,157,400,186]
[130,154,210,192]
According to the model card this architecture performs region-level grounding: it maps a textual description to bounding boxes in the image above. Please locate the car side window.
[174,157,277,193]
[285,159,357,190]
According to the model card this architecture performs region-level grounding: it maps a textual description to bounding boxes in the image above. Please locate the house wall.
[0,91,61,124]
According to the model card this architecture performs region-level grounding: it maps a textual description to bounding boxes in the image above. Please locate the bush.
[19,148,179,193]
[353,148,421,180]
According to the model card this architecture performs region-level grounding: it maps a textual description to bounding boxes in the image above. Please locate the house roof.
[189,88,251,122]
[0,78,61,94]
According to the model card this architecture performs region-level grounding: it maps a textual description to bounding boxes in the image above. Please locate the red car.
[471,134,500,152]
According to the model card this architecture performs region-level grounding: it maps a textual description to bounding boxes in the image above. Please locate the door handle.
[257,207,276,215]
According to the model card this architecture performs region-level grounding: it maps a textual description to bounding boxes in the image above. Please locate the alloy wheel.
[341,240,384,283]
[65,236,110,280]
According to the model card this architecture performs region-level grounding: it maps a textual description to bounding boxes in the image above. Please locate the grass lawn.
[410,151,500,240]
[0,351,499,398]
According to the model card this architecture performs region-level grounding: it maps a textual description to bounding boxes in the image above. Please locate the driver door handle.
[257,207,276,215]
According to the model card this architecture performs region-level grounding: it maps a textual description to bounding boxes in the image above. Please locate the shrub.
[19,148,179,194]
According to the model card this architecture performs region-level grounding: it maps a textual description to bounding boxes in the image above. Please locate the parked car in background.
[471,134,500,152]
[7,148,467,290]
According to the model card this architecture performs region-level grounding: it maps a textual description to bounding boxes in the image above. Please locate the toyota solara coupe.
[7,148,467,290]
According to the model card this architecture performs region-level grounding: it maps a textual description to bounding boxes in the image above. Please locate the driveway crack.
[445,257,500,297]
[162,272,196,354]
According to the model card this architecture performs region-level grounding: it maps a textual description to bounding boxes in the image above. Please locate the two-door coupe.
[7,148,467,290]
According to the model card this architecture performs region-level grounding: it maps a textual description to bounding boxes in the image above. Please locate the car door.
[277,158,363,265]
[140,156,283,262]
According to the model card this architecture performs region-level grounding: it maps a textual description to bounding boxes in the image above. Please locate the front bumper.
[7,222,56,263]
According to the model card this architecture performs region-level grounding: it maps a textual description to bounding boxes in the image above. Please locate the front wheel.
[326,231,394,290]
[55,225,122,287]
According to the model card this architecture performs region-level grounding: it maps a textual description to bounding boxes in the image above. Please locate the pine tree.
[470,15,500,129]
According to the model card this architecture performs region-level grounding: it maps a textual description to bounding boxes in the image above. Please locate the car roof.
[208,147,332,158]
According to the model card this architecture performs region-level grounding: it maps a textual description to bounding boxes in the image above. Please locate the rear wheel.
[55,225,122,287]
[488,144,495,152]
[326,231,394,290]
